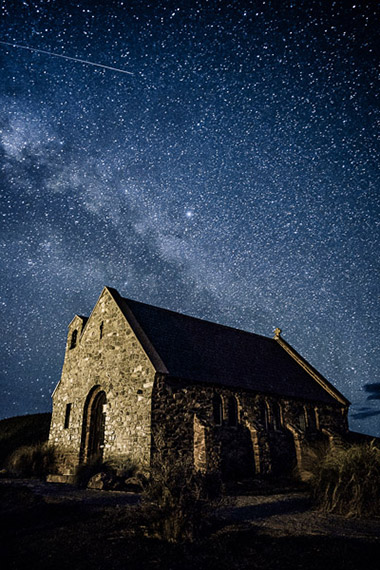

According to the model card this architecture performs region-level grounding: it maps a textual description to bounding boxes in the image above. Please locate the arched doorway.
[80,387,107,463]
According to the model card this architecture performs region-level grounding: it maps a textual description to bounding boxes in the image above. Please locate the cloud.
[351,409,380,420]
[363,382,380,400]
[0,108,55,160]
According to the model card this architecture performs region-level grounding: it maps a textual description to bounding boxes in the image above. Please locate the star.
[0,0,378,437]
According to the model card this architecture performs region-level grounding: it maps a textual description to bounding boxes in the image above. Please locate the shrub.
[141,460,221,543]
[116,457,139,480]
[295,439,330,484]
[73,457,139,489]
[73,458,116,488]
[307,440,380,518]
[7,443,56,478]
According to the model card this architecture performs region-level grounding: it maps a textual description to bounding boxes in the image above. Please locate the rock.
[87,472,109,490]
[123,476,143,493]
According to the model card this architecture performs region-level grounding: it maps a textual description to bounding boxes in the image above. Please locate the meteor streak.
[0,40,134,75]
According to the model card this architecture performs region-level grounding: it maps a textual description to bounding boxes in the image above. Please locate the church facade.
[48,287,350,483]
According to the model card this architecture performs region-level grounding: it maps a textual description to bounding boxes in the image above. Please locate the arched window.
[299,410,306,431]
[306,407,317,431]
[272,402,282,430]
[212,394,223,426]
[260,401,269,431]
[70,329,78,349]
[228,396,238,426]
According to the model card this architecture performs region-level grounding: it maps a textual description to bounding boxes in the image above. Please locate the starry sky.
[0,0,379,436]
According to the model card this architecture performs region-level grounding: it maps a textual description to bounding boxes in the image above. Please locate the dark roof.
[109,289,345,406]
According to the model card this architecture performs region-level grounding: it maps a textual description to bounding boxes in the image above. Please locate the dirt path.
[0,477,139,507]
[1,478,380,570]
[217,493,380,542]
[2,477,380,542]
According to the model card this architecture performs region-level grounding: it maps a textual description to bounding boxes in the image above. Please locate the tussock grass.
[7,442,56,478]
[142,460,221,543]
[305,441,380,518]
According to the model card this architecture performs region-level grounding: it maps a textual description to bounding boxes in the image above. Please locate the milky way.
[0,0,379,436]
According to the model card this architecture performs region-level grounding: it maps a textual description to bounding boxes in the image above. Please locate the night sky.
[1,1,379,436]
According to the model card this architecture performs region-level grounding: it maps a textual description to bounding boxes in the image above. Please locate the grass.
[141,461,222,543]
[303,440,380,518]
[7,442,56,478]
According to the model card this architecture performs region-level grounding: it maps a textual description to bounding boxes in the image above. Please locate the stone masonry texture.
[48,287,349,483]
[49,288,155,480]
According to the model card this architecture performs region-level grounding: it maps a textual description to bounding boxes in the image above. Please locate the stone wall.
[48,287,349,483]
[151,374,349,480]
[48,288,156,481]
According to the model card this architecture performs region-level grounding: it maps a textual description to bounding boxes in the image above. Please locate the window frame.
[69,329,78,349]
[212,394,223,426]
[227,395,238,426]
[64,403,72,429]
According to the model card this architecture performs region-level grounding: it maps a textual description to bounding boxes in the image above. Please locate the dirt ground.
[1,478,379,570]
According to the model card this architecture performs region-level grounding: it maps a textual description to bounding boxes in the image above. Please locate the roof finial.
[274,327,282,339]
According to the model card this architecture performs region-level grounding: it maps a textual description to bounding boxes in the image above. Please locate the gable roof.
[107,288,349,406]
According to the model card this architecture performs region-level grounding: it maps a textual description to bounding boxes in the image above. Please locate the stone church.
[48,287,350,483]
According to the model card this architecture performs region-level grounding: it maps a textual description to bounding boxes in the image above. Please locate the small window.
[212,394,223,425]
[100,321,104,339]
[70,329,78,349]
[64,403,72,429]
[227,396,238,426]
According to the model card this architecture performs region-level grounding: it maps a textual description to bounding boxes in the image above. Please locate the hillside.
[0,413,51,466]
